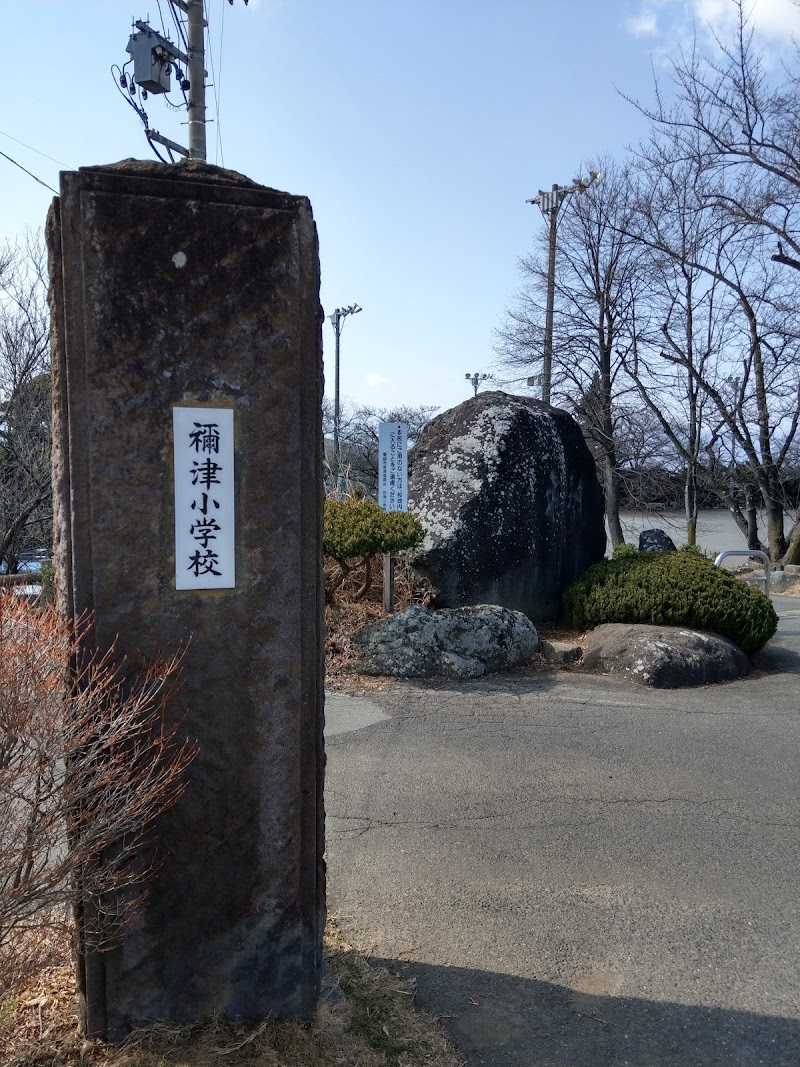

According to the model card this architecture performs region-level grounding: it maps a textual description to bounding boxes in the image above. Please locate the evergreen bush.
[612,542,639,559]
[324,497,424,602]
[563,551,778,655]
[678,542,713,560]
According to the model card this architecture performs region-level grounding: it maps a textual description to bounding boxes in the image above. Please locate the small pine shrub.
[613,542,639,559]
[679,542,712,560]
[563,551,777,655]
[324,497,424,602]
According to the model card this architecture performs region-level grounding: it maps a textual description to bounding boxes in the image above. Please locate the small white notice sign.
[173,406,235,589]
[378,422,408,512]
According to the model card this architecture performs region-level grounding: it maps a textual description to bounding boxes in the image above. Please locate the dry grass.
[0,921,462,1067]
[324,555,586,687]
[0,922,82,1067]
[325,557,431,689]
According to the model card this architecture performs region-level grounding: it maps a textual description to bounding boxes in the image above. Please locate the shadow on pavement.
[372,957,800,1067]
[755,595,800,674]
[754,642,800,673]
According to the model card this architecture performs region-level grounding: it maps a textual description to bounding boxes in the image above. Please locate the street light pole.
[541,185,559,405]
[465,372,489,397]
[328,303,362,492]
[527,171,602,405]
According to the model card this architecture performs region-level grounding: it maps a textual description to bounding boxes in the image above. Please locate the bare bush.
[0,232,52,573]
[0,592,195,989]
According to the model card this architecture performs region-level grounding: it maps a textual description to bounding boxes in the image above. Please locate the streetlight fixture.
[526,170,602,404]
[465,372,489,397]
[328,303,362,492]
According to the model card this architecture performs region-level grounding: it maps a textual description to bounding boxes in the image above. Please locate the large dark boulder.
[408,392,605,621]
[639,528,677,552]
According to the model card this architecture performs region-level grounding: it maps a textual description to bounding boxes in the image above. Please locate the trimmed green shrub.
[563,551,778,655]
[678,542,712,560]
[324,496,424,602]
[612,542,639,559]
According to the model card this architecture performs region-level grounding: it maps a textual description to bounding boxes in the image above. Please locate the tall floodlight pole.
[527,171,602,404]
[328,304,362,492]
[186,0,207,160]
[465,372,489,397]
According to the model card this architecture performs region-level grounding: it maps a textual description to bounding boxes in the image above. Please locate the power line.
[168,0,189,50]
[0,150,58,195]
[216,0,226,166]
[204,0,224,165]
[0,130,70,169]
[156,0,168,36]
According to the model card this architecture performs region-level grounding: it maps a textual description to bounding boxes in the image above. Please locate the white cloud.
[626,9,659,36]
[366,372,392,390]
[693,0,800,41]
[626,0,800,49]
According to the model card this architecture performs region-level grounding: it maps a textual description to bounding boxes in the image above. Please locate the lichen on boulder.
[407,392,606,622]
[353,603,539,679]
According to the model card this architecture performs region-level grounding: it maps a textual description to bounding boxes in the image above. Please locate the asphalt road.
[325,598,800,1067]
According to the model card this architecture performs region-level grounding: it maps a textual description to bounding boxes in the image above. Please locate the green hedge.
[563,551,778,655]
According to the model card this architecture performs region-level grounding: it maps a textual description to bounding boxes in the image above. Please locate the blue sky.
[2,0,798,415]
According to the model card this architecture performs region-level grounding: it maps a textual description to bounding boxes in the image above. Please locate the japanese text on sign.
[378,422,408,512]
[173,406,235,589]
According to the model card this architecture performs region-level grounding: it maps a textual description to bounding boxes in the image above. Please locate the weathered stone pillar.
[47,160,325,1039]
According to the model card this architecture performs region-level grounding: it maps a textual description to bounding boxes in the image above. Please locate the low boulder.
[583,623,749,688]
[540,639,582,666]
[638,528,677,553]
[353,603,539,679]
[755,569,800,595]
[408,391,606,622]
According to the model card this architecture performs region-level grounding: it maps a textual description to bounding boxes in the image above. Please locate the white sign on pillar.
[378,422,408,512]
[173,406,235,589]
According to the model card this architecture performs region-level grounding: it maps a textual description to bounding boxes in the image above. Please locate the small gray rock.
[353,603,539,679]
[540,639,582,665]
[638,528,677,553]
[764,570,795,593]
[583,623,749,688]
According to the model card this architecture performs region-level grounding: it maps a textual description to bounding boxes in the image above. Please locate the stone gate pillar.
[47,160,325,1039]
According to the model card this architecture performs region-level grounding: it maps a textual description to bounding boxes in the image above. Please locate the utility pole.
[328,304,362,493]
[186,0,206,161]
[121,2,248,161]
[527,171,602,405]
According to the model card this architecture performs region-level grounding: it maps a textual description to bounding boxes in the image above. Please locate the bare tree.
[497,159,649,547]
[0,232,51,572]
[628,43,800,560]
[322,401,437,497]
[619,152,738,544]
[0,593,195,988]
[629,1,800,274]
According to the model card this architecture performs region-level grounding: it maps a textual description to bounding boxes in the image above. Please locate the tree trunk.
[745,488,760,552]
[713,487,764,551]
[684,469,697,546]
[765,497,787,561]
[602,456,625,549]
[780,520,800,565]
[355,555,373,600]
[326,559,350,603]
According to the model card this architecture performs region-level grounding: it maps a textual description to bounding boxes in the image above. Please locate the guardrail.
[714,549,771,597]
